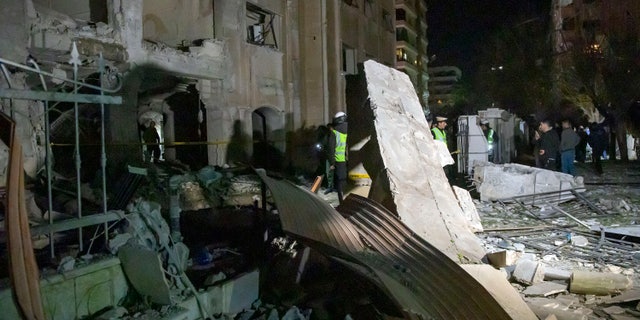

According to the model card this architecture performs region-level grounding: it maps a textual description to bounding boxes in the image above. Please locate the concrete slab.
[473,163,584,202]
[513,259,545,285]
[357,60,485,262]
[522,281,568,297]
[118,244,172,305]
[453,186,483,232]
[462,265,537,320]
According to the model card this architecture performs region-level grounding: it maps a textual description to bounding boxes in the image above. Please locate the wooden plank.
[4,117,46,319]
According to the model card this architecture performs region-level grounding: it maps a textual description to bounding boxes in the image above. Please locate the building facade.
[394,0,429,110]
[0,0,397,174]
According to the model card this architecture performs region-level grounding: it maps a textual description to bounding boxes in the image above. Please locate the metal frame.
[0,44,123,258]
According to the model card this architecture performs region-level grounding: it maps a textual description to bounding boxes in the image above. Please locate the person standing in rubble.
[537,119,560,171]
[328,112,348,203]
[431,116,448,146]
[143,120,161,163]
[588,121,607,175]
[560,119,580,175]
[480,119,499,163]
[315,123,335,194]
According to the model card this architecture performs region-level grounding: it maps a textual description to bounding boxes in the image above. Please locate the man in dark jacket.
[328,111,348,203]
[538,119,560,171]
[588,122,607,175]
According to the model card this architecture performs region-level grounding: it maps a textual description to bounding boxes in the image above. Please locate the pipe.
[99,54,109,248]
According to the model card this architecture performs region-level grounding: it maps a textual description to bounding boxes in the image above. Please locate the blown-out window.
[246,3,279,49]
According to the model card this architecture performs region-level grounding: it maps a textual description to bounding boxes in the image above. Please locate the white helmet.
[333,111,347,125]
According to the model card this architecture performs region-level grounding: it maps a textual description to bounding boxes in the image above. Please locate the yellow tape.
[50,141,231,147]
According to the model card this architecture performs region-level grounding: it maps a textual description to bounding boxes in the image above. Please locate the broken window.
[246,3,279,49]
[342,44,357,75]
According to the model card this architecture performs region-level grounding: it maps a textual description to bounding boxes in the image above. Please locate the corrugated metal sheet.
[258,172,365,255]
[258,171,514,319]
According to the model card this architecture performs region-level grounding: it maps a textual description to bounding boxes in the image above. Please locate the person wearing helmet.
[480,119,499,163]
[431,116,448,145]
[327,111,348,203]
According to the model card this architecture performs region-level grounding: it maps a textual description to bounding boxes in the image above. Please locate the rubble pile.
[475,161,640,319]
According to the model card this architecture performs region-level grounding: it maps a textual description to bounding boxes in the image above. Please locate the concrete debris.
[602,305,626,315]
[118,243,172,305]
[569,271,633,296]
[522,281,568,297]
[545,267,573,281]
[462,264,538,320]
[57,256,76,273]
[525,297,592,320]
[513,259,546,285]
[570,235,589,247]
[453,186,484,232]
[107,233,132,254]
[473,163,584,202]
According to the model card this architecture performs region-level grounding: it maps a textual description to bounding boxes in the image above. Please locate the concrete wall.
[0,0,28,62]
[142,0,214,47]
[0,258,128,319]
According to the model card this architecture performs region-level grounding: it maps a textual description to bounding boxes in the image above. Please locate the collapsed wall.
[349,60,485,262]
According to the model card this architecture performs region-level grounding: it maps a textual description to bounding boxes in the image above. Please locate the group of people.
[534,119,608,175]
[430,116,499,163]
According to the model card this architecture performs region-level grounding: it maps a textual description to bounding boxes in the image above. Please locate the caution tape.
[50,141,231,147]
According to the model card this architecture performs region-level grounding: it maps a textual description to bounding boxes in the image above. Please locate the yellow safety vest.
[431,127,446,142]
[333,130,347,162]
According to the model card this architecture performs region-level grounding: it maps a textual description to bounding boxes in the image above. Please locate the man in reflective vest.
[480,119,498,163]
[431,116,448,145]
[328,111,348,203]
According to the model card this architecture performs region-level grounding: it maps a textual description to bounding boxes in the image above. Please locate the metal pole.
[70,42,83,251]
[29,59,56,258]
[99,54,109,246]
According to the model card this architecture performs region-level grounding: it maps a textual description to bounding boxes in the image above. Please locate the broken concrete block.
[522,281,568,297]
[513,259,545,285]
[107,233,132,254]
[570,271,633,296]
[544,267,572,281]
[473,163,584,202]
[486,251,507,268]
[570,235,588,247]
[602,305,626,315]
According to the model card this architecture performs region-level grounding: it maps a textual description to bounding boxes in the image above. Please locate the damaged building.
[2,1,640,320]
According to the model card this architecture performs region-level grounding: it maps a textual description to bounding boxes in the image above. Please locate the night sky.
[427,0,551,78]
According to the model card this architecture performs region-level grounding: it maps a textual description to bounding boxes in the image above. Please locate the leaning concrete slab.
[453,185,483,232]
[462,265,538,320]
[352,60,484,262]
